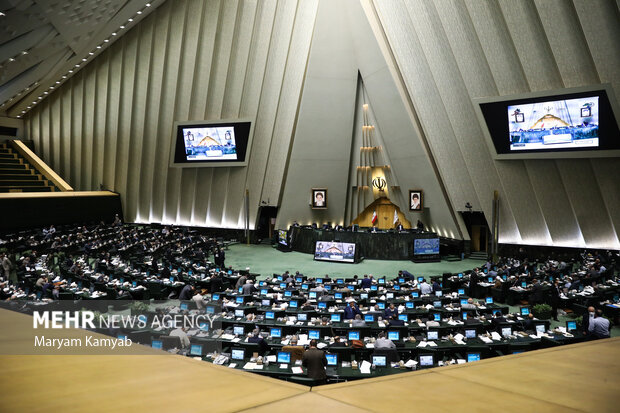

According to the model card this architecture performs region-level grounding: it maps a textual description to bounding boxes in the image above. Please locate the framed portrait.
[409,190,423,211]
[312,188,327,209]
[581,107,591,117]
[514,113,524,123]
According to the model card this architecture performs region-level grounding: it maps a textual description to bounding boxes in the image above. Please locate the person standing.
[302,339,327,383]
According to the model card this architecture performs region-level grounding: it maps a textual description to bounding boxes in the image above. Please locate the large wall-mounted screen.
[314,241,356,263]
[508,97,599,151]
[278,230,288,246]
[413,238,439,255]
[476,85,619,159]
[170,119,253,167]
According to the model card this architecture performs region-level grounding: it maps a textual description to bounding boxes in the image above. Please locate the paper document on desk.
[479,336,493,344]
[291,367,303,374]
[243,362,257,370]
[365,343,374,349]
[454,333,464,341]
[417,341,428,348]
[404,359,417,368]
[266,355,277,363]
[360,361,372,374]
[317,342,328,349]
[427,341,437,347]
[490,332,502,341]
[228,363,237,368]
[456,359,466,364]
[454,339,466,345]
[231,338,241,343]
[220,334,235,340]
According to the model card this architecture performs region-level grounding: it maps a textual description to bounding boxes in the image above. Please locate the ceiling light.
[82,58,87,61]
[44,92,48,95]
[22,51,28,55]
[146,3,151,7]
[68,70,73,73]
[0,12,6,16]
[22,110,26,113]
[128,18,133,22]
[55,81,60,84]
[97,46,101,49]
[75,64,80,67]
[38,97,42,100]
[62,76,67,79]
[27,106,31,109]
[112,32,117,36]
[16,115,21,118]
[8,57,14,62]
[89,52,94,55]
[104,39,109,42]
[120,25,125,29]
[137,11,142,14]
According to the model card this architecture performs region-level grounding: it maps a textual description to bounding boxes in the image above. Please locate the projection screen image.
[508,96,599,151]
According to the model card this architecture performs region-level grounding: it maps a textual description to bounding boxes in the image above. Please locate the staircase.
[0,142,56,192]
[469,251,488,261]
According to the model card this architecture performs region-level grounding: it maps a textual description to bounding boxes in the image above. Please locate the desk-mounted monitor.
[190,344,203,356]
[231,348,245,360]
[326,353,338,366]
[170,119,254,167]
[474,85,620,160]
[372,355,387,367]
[467,353,481,363]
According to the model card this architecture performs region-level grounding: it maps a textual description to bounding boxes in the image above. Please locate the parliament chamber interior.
[0,0,619,412]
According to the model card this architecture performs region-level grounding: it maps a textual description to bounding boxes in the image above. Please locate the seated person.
[282,337,304,362]
[588,309,611,339]
[247,329,269,355]
[461,298,478,310]
[491,310,507,332]
[169,327,190,348]
[383,303,398,319]
[352,314,366,327]
[521,313,536,331]
[374,332,396,349]
[387,313,405,326]
[344,301,362,320]
[301,301,315,311]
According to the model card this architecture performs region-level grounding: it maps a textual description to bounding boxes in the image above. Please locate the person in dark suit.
[302,339,327,382]
[530,279,544,306]
[432,280,441,293]
[387,314,405,326]
[384,303,398,320]
[582,306,595,337]
[179,284,194,301]
[491,310,507,333]
[343,301,362,320]
[360,275,372,289]
[210,274,224,293]
[550,279,561,321]
[469,271,479,298]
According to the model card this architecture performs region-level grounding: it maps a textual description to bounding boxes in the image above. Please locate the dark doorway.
[255,206,278,243]
[460,211,490,253]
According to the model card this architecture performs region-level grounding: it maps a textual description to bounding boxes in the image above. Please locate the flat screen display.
[566,321,577,331]
[414,238,440,255]
[278,230,288,246]
[314,241,356,263]
[231,348,244,360]
[508,97,600,151]
[331,314,341,322]
[170,120,253,167]
[427,331,439,341]
[501,327,512,338]
[289,300,298,308]
[151,340,163,350]
[478,87,620,158]
[190,344,202,356]
[467,353,481,362]
[520,307,530,316]
[265,311,275,320]
[326,354,338,366]
[364,314,374,322]
[388,331,400,341]
[235,309,244,317]
[270,328,282,338]
[465,329,476,339]
[277,352,291,364]
[233,326,244,336]
[419,355,433,367]
[297,313,307,321]
[372,355,387,367]
[308,330,320,340]
[535,324,546,334]
[348,331,360,340]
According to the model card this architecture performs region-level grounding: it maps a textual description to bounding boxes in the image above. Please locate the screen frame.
[169,118,255,168]
[473,84,620,160]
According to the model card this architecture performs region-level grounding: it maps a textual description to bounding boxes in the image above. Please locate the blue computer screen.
[388,331,399,341]
[151,340,163,350]
[326,354,338,366]
[348,331,360,340]
[277,352,291,363]
[309,330,320,340]
[331,314,341,322]
[270,328,282,338]
[467,353,481,362]
[190,344,202,356]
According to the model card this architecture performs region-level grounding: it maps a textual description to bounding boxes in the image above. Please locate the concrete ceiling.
[0,0,166,118]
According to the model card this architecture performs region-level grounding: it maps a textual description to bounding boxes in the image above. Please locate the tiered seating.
[0,143,56,192]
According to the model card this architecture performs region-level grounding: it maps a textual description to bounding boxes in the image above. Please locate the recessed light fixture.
[128,18,133,22]
[68,70,73,73]
[22,51,28,55]
[120,25,125,29]
[146,3,151,7]
[82,58,87,61]
[112,32,117,36]
[8,57,15,62]
[0,12,6,16]
[97,45,101,49]
[137,11,142,14]
[89,52,94,55]
[104,39,109,42]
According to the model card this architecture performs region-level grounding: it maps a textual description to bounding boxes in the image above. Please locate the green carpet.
[225,243,484,279]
